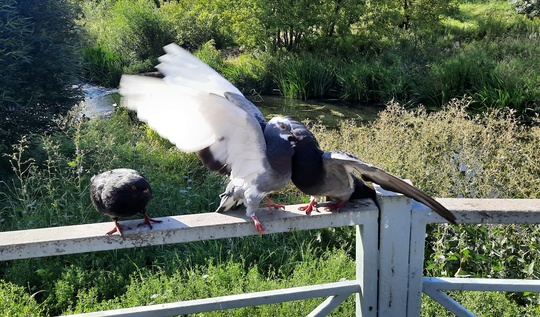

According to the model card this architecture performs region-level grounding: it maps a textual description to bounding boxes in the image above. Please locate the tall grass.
[0,104,351,315]
[421,38,540,112]
[82,45,124,88]
[274,55,336,100]
[77,0,540,118]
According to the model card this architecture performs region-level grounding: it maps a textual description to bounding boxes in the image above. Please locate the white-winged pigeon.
[120,44,297,236]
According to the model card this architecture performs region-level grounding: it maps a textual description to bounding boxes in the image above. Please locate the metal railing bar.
[423,288,476,317]
[62,280,361,317]
[0,201,378,262]
[424,277,540,292]
[307,294,350,317]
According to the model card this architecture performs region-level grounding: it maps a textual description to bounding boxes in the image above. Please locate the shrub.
[2,98,540,314]
[274,55,336,99]
[160,0,235,50]
[0,280,43,316]
[81,0,175,76]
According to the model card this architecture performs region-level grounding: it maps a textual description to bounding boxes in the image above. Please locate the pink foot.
[263,196,285,212]
[299,199,319,215]
[137,212,163,229]
[252,215,265,236]
[325,200,346,212]
[107,219,129,236]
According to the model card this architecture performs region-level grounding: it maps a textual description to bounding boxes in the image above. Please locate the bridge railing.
[1,185,540,316]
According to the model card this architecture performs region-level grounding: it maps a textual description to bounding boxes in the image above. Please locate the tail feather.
[216,192,243,212]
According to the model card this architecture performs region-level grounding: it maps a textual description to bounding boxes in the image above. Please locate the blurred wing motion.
[120,44,296,235]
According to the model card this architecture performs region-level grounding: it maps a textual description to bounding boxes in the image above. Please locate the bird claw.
[251,215,265,236]
[138,213,163,229]
[263,196,285,212]
[107,220,130,237]
[324,201,346,212]
[299,200,319,215]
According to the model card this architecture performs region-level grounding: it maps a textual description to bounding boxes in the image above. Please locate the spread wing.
[119,44,268,181]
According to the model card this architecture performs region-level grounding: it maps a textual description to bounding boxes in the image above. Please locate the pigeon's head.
[125,177,153,203]
[266,116,300,145]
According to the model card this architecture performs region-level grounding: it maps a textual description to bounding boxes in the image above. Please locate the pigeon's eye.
[131,185,137,190]
[279,123,287,130]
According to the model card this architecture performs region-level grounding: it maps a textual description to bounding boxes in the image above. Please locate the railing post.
[374,184,413,316]
[407,202,430,316]
[356,203,379,317]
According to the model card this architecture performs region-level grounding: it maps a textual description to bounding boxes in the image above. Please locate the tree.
[0,0,82,150]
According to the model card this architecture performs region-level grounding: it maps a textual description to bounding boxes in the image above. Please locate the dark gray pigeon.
[290,120,457,224]
[90,168,161,236]
[120,44,297,236]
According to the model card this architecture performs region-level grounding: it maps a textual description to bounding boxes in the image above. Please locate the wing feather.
[326,152,457,224]
[120,44,281,214]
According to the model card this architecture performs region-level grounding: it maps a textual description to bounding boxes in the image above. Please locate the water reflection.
[79,83,118,118]
[249,95,383,128]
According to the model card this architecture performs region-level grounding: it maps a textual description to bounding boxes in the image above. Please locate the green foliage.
[2,99,540,315]
[311,99,540,305]
[61,249,355,315]
[275,55,337,99]
[0,0,82,150]
[160,0,235,50]
[0,280,43,316]
[222,52,275,95]
[421,291,540,316]
[82,44,124,87]
[75,0,540,118]
[336,54,414,102]
[80,0,175,83]
[422,38,540,112]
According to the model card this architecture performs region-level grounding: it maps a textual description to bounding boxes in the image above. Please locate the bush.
[1,98,540,314]
[161,0,235,50]
[422,40,540,113]
[82,45,124,87]
[274,55,336,99]
[0,280,43,316]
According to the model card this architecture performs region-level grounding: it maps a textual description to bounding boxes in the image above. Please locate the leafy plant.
[0,280,43,316]
[82,45,124,87]
[275,55,336,99]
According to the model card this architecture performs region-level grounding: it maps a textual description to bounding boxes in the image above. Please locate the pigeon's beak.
[288,131,302,145]
[143,188,152,198]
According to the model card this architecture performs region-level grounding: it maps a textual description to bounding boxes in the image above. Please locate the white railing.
[1,185,540,316]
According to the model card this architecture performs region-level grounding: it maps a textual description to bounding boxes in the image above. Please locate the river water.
[80,83,383,125]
